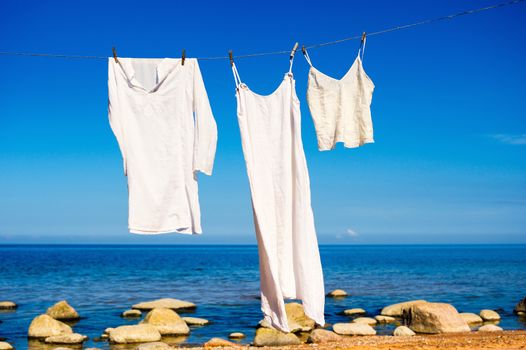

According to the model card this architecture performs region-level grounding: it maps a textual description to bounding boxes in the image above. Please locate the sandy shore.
[190,330,526,350]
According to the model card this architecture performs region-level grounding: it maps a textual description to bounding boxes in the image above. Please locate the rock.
[109,324,162,343]
[375,315,396,323]
[140,308,190,335]
[45,333,88,344]
[327,289,348,297]
[132,298,196,311]
[459,312,483,324]
[343,308,366,316]
[136,342,172,350]
[381,300,427,317]
[104,327,115,334]
[393,326,415,336]
[204,338,243,348]
[122,309,142,318]
[28,314,73,338]
[182,316,209,326]
[333,323,376,336]
[285,302,315,332]
[479,309,500,321]
[0,301,17,310]
[228,332,245,339]
[46,300,80,321]
[0,342,13,350]
[253,327,301,347]
[407,302,470,334]
[514,297,526,315]
[307,329,343,343]
[478,324,503,332]
[257,303,315,333]
[352,317,377,325]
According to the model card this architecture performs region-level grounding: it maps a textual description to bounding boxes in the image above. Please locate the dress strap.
[302,46,313,67]
[288,53,295,75]
[231,62,243,88]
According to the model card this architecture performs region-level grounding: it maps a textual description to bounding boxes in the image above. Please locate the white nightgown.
[231,60,325,332]
[108,57,217,234]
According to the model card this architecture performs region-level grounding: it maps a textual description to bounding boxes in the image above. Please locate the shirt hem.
[129,227,202,235]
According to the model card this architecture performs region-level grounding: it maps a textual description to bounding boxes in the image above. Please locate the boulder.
[253,328,301,347]
[204,338,243,348]
[0,301,17,310]
[136,342,172,350]
[285,302,315,332]
[343,308,366,316]
[478,324,503,332]
[327,289,348,297]
[46,300,80,320]
[122,309,142,318]
[140,308,190,335]
[109,325,162,343]
[375,315,396,323]
[45,333,88,344]
[28,314,73,338]
[228,332,245,339]
[393,326,415,336]
[257,303,315,332]
[182,317,209,326]
[307,329,342,343]
[459,312,483,324]
[479,309,500,321]
[333,323,376,336]
[0,342,13,350]
[352,317,377,325]
[132,298,196,311]
[514,297,526,315]
[381,300,427,317]
[407,302,470,334]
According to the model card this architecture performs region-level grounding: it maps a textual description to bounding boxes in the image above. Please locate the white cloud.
[345,228,359,237]
[491,134,526,145]
[335,227,360,239]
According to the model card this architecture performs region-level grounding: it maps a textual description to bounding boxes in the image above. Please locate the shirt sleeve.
[192,60,217,176]
[108,59,128,176]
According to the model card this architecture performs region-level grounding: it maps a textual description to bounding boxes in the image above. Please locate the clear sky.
[0,0,525,244]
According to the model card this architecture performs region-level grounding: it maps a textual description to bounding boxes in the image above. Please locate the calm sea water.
[0,244,525,349]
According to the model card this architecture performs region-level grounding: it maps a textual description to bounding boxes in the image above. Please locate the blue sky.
[0,0,525,244]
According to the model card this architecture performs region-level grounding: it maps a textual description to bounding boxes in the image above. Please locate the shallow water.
[0,244,525,349]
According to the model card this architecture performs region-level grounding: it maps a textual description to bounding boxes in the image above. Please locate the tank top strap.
[302,46,313,67]
[231,62,243,89]
[358,36,366,61]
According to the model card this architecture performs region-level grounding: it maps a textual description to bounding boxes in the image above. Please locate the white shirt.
[108,58,217,234]
[232,62,326,332]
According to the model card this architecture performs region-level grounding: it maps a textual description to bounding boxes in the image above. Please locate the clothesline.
[0,0,524,61]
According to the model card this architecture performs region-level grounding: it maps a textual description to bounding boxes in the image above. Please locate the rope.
[0,0,523,62]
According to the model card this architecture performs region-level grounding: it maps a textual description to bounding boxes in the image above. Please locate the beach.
[0,245,525,349]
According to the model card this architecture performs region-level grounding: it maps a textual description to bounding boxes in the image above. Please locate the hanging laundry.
[303,39,375,151]
[108,57,217,234]
[231,54,325,332]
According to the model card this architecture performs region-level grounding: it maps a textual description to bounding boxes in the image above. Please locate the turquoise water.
[0,244,525,349]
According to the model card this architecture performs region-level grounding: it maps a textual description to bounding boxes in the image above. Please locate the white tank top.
[231,57,325,333]
[304,41,375,151]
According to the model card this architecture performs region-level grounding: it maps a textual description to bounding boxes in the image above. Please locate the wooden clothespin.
[181,49,186,65]
[290,42,299,60]
[229,50,234,67]
[361,32,367,43]
[112,47,119,63]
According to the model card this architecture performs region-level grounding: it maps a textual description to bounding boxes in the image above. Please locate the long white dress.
[232,61,325,332]
[108,58,217,234]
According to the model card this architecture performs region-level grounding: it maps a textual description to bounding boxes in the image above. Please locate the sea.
[0,244,525,349]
